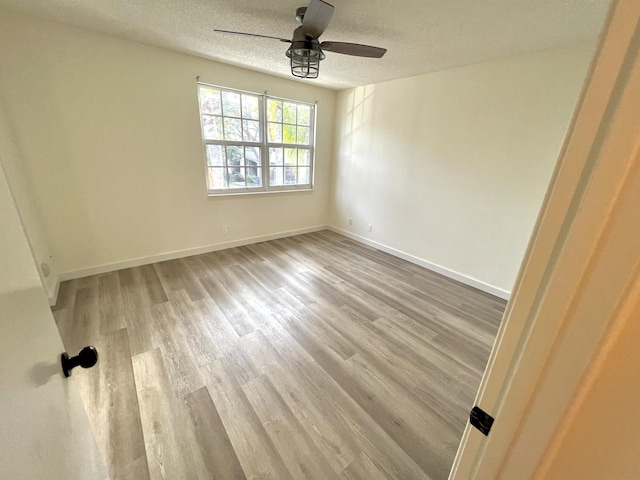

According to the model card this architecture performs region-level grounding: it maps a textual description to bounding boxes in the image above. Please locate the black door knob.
[61,346,98,377]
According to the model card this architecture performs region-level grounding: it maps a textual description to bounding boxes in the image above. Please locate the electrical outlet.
[222,224,228,234]
[368,224,373,232]
[348,218,353,226]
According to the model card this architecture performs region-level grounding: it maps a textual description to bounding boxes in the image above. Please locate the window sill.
[207,187,314,198]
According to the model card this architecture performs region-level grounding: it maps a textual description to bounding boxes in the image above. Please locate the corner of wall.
[327,87,351,227]
[0,97,60,307]
[328,47,592,295]
[327,225,511,300]
[57,224,329,283]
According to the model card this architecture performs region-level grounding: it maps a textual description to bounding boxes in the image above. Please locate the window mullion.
[262,95,269,191]
[310,102,316,188]
[218,90,229,188]
[239,95,247,189]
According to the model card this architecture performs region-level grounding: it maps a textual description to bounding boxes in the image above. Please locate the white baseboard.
[327,226,511,301]
[55,224,328,287]
[50,223,510,306]
[48,276,60,307]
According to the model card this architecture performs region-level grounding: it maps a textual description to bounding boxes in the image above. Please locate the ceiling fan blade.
[214,29,291,43]
[302,0,335,39]
[321,41,387,58]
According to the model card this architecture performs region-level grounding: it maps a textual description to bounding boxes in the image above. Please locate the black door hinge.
[470,406,494,436]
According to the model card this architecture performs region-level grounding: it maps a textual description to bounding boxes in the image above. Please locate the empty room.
[5,1,640,479]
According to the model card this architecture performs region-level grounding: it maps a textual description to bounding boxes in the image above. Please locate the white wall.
[0,9,595,300]
[0,102,58,296]
[0,11,335,285]
[0,158,43,293]
[330,45,593,295]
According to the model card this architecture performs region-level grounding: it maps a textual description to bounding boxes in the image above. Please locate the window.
[197,83,315,194]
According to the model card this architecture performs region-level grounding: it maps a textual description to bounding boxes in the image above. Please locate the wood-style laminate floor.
[52,231,506,480]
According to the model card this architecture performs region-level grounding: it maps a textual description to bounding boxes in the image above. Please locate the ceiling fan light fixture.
[286,40,325,79]
[215,0,386,80]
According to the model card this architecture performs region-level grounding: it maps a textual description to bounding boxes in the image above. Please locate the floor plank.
[242,374,339,479]
[260,320,431,480]
[98,272,126,335]
[204,357,295,480]
[184,386,246,479]
[75,328,149,480]
[132,348,200,479]
[342,451,392,480]
[53,231,506,480]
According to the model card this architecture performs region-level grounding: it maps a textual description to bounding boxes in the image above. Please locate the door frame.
[450,0,640,477]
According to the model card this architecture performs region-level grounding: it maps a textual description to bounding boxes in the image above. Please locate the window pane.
[242,120,260,142]
[283,124,296,144]
[268,122,282,143]
[270,167,284,186]
[208,167,227,189]
[283,102,297,124]
[246,167,262,187]
[242,95,260,120]
[269,147,283,166]
[206,144,225,167]
[202,115,223,140]
[297,104,311,126]
[296,126,310,145]
[245,146,261,167]
[284,148,297,166]
[284,166,297,185]
[223,118,242,141]
[298,166,310,184]
[222,91,241,117]
[199,88,315,194]
[297,149,310,166]
[267,99,282,122]
[228,167,246,188]
[226,145,244,167]
[200,88,221,115]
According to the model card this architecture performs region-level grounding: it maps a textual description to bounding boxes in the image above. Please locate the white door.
[450,0,640,477]
[0,161,107,478]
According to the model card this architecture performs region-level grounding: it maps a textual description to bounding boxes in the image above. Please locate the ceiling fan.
[214,0,387,79]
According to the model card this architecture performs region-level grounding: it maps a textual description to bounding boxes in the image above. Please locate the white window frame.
[197,82,316,196]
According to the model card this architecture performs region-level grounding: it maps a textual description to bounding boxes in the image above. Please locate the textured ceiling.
[0,0,610,90]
